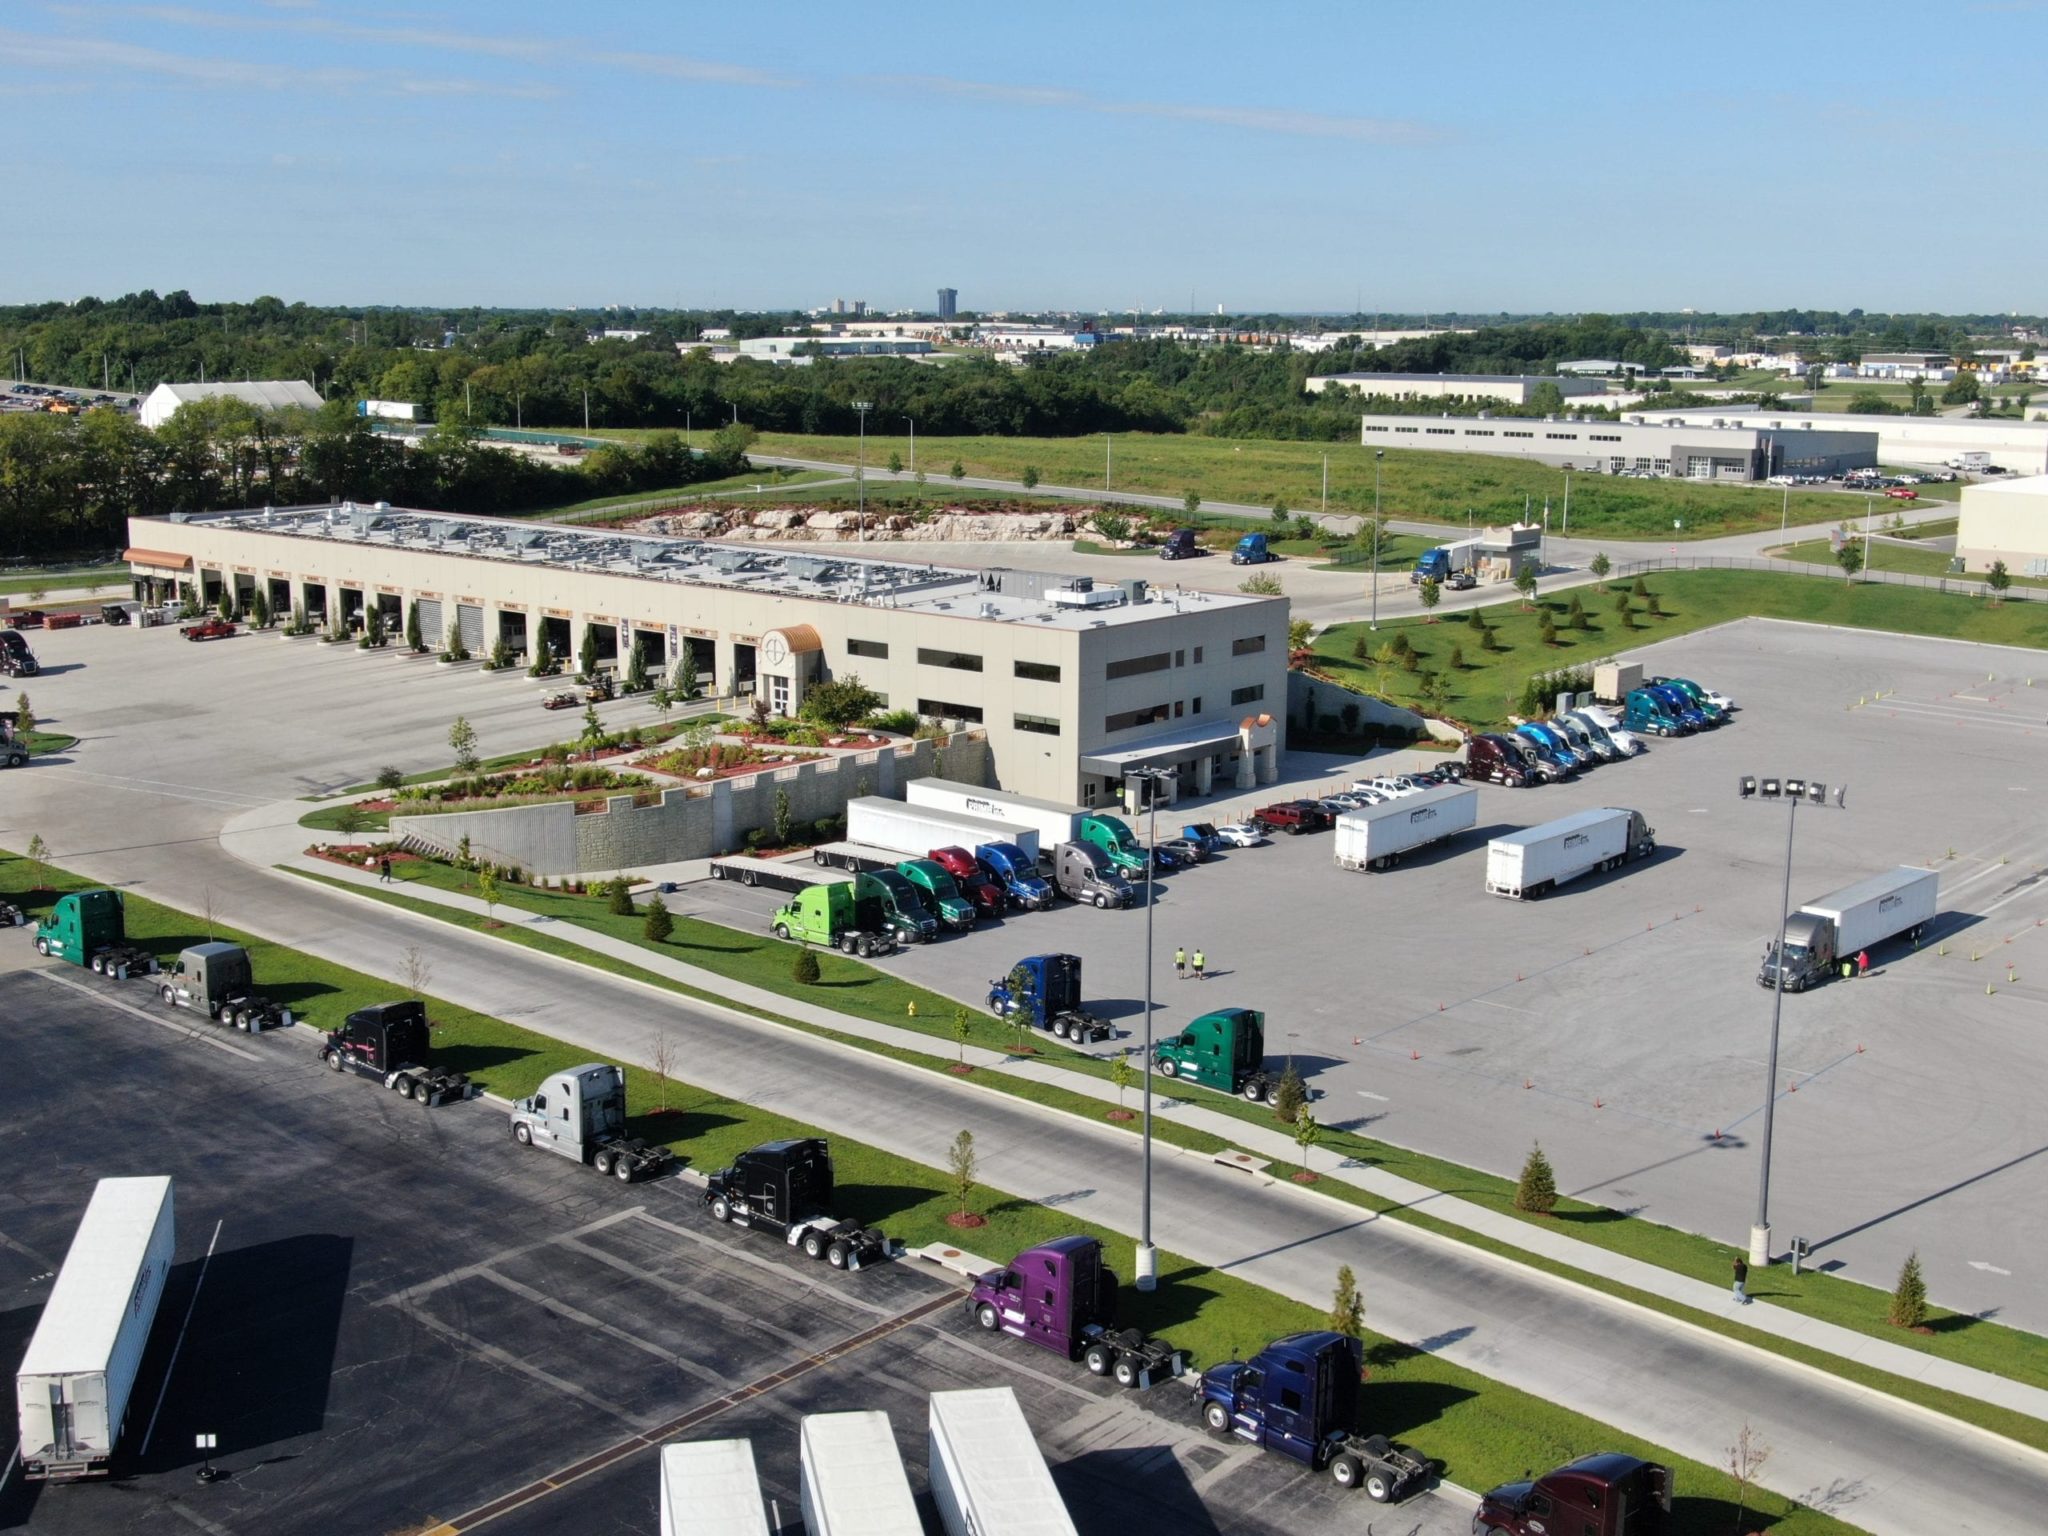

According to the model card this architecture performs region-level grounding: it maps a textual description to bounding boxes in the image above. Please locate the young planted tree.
[650,1028,675,1112]
[376,765,405,793]
[333,802,367,841]
[1568,592,1589,630]
[792,946,822,984]
[642,892,673,943]
[1293,1109,1321,1178]
[1614,588,1637,630]
[674,644,700,701]
[1539,613,1558,646]
[1021,465,1040,489]
[1725,1422,1772,1536]
[1288,618,1314,653]
[1109,1053,1135,1115]
[580,704,605,757]
[950,1005,973,1065]
[448,715,481,775]
[1371,641,1398,695]
[363,605,386,647]
[476,866,501,923]
[400,943,433,1000]
[608,874,635,916]
[445,614,468,661]
[1986,560,2011,603]
[1327,1264,1365,1339]
[289,601,309,635]
[1182,488,1201,517]
[1589,550,1611,587]
[488,632,511,670]
[886,450,903,475]
[1269,497,1290,525]
[1238,572,1282,596]
[1272,1060,1307,1124]
[1092,512,1132,545]
[218,588,236,622]
[1630,575,1649,599]
[249,586,271,629]
[1419,668,1451,714]
[651,684,674,722]
[1418,577,1440,616]
[1351,632,1370,661]
[25,833,49,891]
[947,1129,979,1220]
[1836,540,1865,583]
[1514,1142,1559,1213]
[950,459,966,481]
[624,637,648,692]
[773,787,793,847]
[14,692,35,737]
[1514,565,1539,607]
[1888,1250,1929,1328]
[1467,606,1487,635]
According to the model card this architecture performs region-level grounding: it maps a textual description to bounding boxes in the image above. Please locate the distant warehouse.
[1357,411,1878,482]
[1306,373,1606,406]
[138,379,322,431]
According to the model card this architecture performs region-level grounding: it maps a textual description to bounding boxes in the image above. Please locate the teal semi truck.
[31,890,158,978]
[1154,1008,1279,1102]
[1078,814,1149,876]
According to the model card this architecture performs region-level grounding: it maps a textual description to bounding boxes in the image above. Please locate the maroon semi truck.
[967,1235,1185,1388]
[928,846,1006,919]
[1475,1453,1671,1535]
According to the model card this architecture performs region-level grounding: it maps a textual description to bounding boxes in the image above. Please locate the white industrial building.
[703,336,934,365]
[1357,411,1877,481]
[122,505,1287,807]
[1657,407,2048,475]
[1306,373,1605,405]
[139,379,322,430]
[1956,475,2048,575]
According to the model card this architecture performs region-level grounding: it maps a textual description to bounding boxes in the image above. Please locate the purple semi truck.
[967,1235,1186,1389]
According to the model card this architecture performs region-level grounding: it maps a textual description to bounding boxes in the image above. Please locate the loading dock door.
[416,599,443,645]
[459,604,484,652]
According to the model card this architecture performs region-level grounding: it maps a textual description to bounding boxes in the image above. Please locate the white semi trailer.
[16,1175,175,1481]
[658,1438,769,1536]
[1484,808,1656,900]
[845,796,1040,864]
[1333,784,1479,872]
[928,1387,1078,1536]
[798,1410,921,1536]
[904,779,1083,852]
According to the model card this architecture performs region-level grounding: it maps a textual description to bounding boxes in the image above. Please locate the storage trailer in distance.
[1333,784,1479,872]
[798,1410,921,1536]
[928,1387,1078,1536]
[16,1176,175,1481]
[658,1439,769,1536]
[1484,808,1656,900]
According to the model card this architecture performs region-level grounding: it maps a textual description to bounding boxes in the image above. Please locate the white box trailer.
[659,1438,769,1536]
[904,779,1082,852]
[16,1175,175,1481]
[799,1410,921,1536]
[845,797,1040,863]
[1485,807,1655,900]
[1805,867,1940,956]
[928,1388,1078,1536]
[1333,784,1478,871]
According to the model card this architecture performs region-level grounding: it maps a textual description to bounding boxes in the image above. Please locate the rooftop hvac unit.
[1047,584,1124,609]
[708,550,757,574]
[1120,578,1148,604]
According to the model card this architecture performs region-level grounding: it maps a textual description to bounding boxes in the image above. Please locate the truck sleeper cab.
[704,1138,894,1269]
[158,942,292,1031]
[321,1000,470,1104]
[897,858,977,929]
[967,1235,1186,1388]
[975,842,1054,910]
[509,1063,674,1181]
[1514,723,1581,775]
[1154,1008,1276,1101]
[1465,734,1531,787]
[1055,842,1133,909]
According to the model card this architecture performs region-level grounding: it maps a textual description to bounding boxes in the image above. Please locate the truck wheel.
[34,937,49,956]
[513,1123,533,1146]
[89,954,104,974]
[801,1229,828,1261]
[826,1242,850,1270]
[1363,1469,1393,1502]
[1083,1343,1114,1376]
[710,1196,732,1222]
[593,1149,615,1176]
[235,1007,255,1031]
[856,938,874,958]
[1203,1400,1231,1433]
[772,923,790,940]
[1112,1356,1140,1389]
[741,868,757,887]
[1052,1017,1069,1040]
[417,1083,435,1107]
[1158,1057,1178,1079]
[1242,1079,1268,1104]
[159,983,175,1006]
[1093,893,1110,909]
[324,1050,344,1072]
[613,1157,634,1183]
[975,1302,1000,1332]
[1329,1453,1362,1489]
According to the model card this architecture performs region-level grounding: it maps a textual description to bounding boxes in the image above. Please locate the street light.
[1369,449,1385,630]
[1123,765,1172,1292]
[907,415,915,480]
[1738,773,1845,1267]
[853,401,873,541]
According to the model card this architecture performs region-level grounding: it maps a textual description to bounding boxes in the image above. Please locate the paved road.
[8,627,2048,1533]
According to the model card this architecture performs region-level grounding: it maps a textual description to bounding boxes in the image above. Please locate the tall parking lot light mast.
[1738,774,1845,1268]
[1369,449,1385,630]
[1124,767,1171,1292]
[853,401,873,541]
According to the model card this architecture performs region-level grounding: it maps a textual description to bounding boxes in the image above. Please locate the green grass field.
[0,565,128,597]
[0,848,1862,1531]
[1313,568,2048,730]
[664,431,1862,541]
[1765,535,2045,589]
[526,469,838,520]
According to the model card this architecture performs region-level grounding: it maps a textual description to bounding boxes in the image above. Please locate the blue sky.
[5,1,2042,314]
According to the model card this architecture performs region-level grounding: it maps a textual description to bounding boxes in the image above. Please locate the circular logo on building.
[762,632,788,668]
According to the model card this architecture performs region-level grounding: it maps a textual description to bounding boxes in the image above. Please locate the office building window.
[847,638,889,659]
[918,697,984,723]
[918,647,983,672]
[1191,696,1202,713]
[1104,703,1171,733]
[1106,651,1170,680]
[1230,684,1265,705]
[1014,659,1061,683]
[1013,713,1061,736]
[1192,646,1203,664]
[1231,634,1265,656]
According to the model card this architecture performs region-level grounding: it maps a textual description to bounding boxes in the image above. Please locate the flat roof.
[1962,474,2048,497]
[144,503,1267,632]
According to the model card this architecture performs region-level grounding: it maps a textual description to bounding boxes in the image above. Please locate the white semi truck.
[16,1175,175,1481]
[1759,866,1939,990]
[1333,784,1479,872]
[509,1063,675,1182]
[658,1438,769,1536]
[798,1410,921,1536]
[1484,808,1656,900]
[928,1387,1078,1536]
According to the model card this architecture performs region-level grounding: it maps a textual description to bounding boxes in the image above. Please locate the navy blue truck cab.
[1199,1331,1430,1502]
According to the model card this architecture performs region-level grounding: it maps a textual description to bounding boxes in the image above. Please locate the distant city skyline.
[3,1,2042,314]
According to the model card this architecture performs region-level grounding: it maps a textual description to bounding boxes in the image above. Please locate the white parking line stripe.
[35,971,261,1062]
[141,1218,223,1455]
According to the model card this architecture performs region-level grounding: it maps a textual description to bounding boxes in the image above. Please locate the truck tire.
[1082,1343,1114,1376]
[801,1229,828,1261]
[159,983,175,1006]
[324,1050,344,1072]
[710,1195,733,1222]
[1093,892,1110,909]
[710,863,726,880]
[1203,1400,1231,1433]
[1329,1453,1362,1489]
[593,1149,616,1176]
[856,938,874,958]
[826,1242,850,1270]
[613,1156,634,1183]
[773,922,790,940]
[1362,1468,1393,1502]
[1052,1017,1069,1040]
[34,937,49,956]
[1158,1057,1178,1079]
[513,1122,533,1146]
[1112,1356,1140,1389]
[1242,1078,1268,1104]
[741,868,757,886]
[813,850,827,865]
[234,1007,254,1031]
[975,1302,1000,1332]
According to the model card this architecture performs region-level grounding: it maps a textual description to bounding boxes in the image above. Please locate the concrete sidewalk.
[228,795,2048,1431]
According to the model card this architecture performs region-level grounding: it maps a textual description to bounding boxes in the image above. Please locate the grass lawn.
[21,730,77,754]
[1767,536,2046,589]
[323,843,2048,1434]
[525,470,839,520]
[1312,569,2048,731]
[0,564,128,596]
[706,431,1863,541]
[314,711,733,798]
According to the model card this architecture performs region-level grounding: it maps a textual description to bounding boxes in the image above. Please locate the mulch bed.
[1291,1170,1321,1184]
[945,1211,988,1230]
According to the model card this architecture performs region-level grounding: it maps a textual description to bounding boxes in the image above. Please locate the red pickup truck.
[1252,801,1330,835]
[180,617,238,641]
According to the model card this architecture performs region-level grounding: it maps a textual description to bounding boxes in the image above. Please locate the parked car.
[541,691,581,710]
[1212,822,1267,848]
[1157,836,1209,865]
[1885,486,1919,500]
[1359,775,1425,799]
[1252,802,1326,835]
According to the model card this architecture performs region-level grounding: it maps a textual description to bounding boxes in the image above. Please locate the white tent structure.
[140,379,322,430]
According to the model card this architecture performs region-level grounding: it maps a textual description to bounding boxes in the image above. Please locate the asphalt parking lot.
[0,964,1470,1536]
[681,618,2048,1331]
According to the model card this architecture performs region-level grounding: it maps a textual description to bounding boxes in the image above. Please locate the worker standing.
[1192,946,1207,982]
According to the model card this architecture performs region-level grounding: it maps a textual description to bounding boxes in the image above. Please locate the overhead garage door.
[458,604,484,652]
[416,599,443,646]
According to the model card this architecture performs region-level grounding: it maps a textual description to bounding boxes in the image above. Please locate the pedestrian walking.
[1856,948,1871,979]
[1175,946,1187,981]
[379,855,393,884]
[1192,947,1207,982]
[1732,1255,1750,1305]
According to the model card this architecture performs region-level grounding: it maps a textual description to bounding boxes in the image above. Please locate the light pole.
[1124,767,1168,1291]
[1105,433,1112,491]
[1562,470,1572,535]
[907,416,915,479]
[1739,775,1844,1267]
[1321,452,1329,517]
[1369,449,1384,630]
[1781,480,1790,533]
[853,400,873,541]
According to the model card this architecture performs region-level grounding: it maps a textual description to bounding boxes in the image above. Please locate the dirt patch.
[945,1211,988,1230]
[1106,1108,1136,1122]
[945,1063,976,1076]
[1290,1170,1321,1184]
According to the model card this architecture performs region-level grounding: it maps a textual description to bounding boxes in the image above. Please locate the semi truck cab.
[322,1001,470,1104]
[975,842,1053,909]
[897,858,977,928]
[704,1138,894,1269]
[1055,842,1133,908]
[32,889,158,976]
[770,882,899,956]
[1466,735,1531,787]
[967,1236,1186,1387]
[1154,1008,1275,1101]
[1231,533,1274,565]
[1078,814,1149,875]
[509,1063,673,1181]
[1475,1452,1671,1536]
[857,870,938,943]
[1622,687,1689,737]
[986,953,1113,1043]
[928,846,1006,918]
[158,942,292,1030]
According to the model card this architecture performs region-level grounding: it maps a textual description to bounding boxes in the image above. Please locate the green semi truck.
[896,858,977,930]
[31,890,158,978]
[1153,1007,1279,1102]
[1079,814,1151,876]
[770,881,899,959]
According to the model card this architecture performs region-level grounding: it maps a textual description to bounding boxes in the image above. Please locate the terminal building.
[1655,407,2048,476]
[1956,475,2048,576]
[1306,373,1607,405]
[1357,412,1878,481]
[123,505,1287,808]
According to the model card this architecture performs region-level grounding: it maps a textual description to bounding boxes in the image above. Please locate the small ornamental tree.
[1272,1060,1307,1124]
[363,605,386,647]
[218,588,236,621]
[1109,1052,1135,1113]
[887,450,903,475]
[376,764,405,792]
[1540,613,1558,646]
[1418,577,1440,615]
[289,601,309,635]
[1631,575,1649,599]
[624,637,648,692]
[1889,1250,1929,1329]
[947,1129,979,1219]
[444,613,468,661]
[674,645,700,700]
[1183,488,1201,517]
[951,1006,972,1064]
[1589,550,1611,586]
[1836,540,1864,583]
[1615,588,1636,629]
[1514,566,1538,607]
[1270,497,1290,526]
[488,633,511,670]
[642,893,673,943]
[1328,1264,1365,1339]
[25,833,50,890]
[1288,618,1314,653]
[1449,641,1466,670]
[1568,592,1589,630]
[792,946,822,984]
[1515,1142,1559,1213]
[1021,465,1040,489]
[476,866,501,923]
[1293,1109,1321,1178]
[1352,632,1370,661]
[1467,606,1487,635]
[249,586,271,628]
[949,459,966,481]
[773,787,793,847]
[405,600,424,653]
[1093,511,1132,545]
[578,622,600,681]
[1645,592,1663,617]
[449,716,480,775]
[14,692,35,738]
[1987,559,2012,602]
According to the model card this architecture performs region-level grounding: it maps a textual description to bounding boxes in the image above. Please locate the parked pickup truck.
[179,617,236,641]
[704,1138,896,1270]
[1252,801,1329,835]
